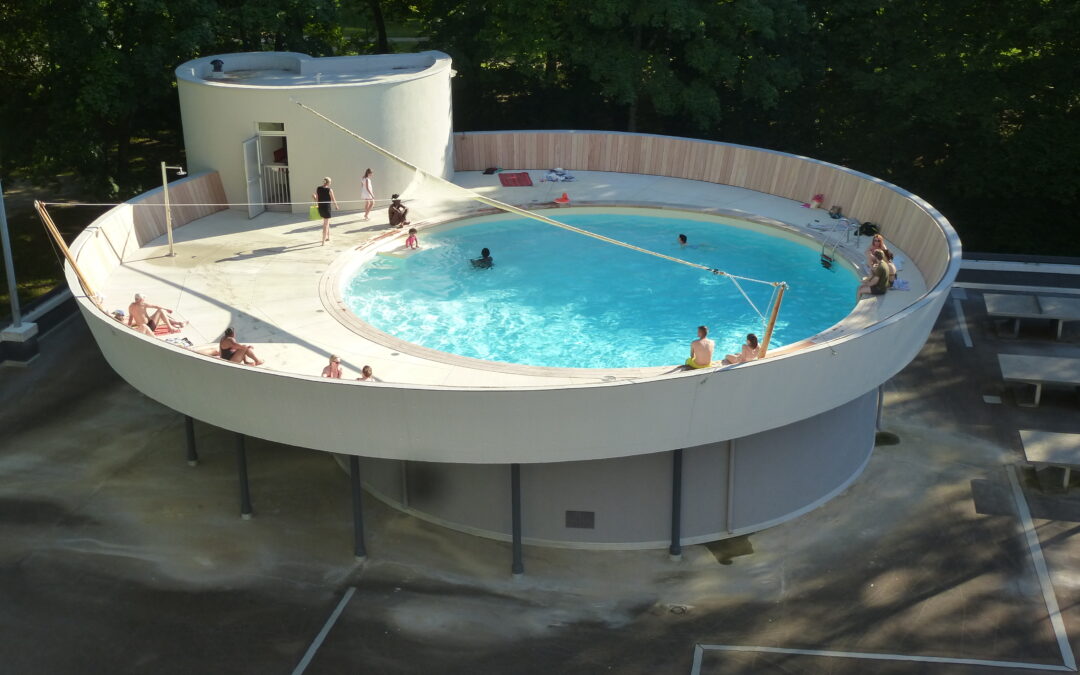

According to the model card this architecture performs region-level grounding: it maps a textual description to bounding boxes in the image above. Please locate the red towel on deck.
[498,172,533,187]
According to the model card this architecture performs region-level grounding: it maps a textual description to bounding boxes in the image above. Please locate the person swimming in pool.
[685,325,714,369]
[471,247,493,269]
[677,233,715,251]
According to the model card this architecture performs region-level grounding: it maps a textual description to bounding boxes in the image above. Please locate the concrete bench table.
[999,353,1080,407]
[1020,430,1080,488]
[1037,296,1080,339]
[985,293,1080,339]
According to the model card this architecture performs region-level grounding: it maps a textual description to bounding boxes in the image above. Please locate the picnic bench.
[984,293,1080,339]
[999,353,1080,407]
[1020,430,1080,488]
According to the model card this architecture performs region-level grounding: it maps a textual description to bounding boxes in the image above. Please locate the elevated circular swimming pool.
[342,208,859,369]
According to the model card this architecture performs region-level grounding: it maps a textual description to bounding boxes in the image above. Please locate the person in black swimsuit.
[312,177,340,246]
[219,327,263,365]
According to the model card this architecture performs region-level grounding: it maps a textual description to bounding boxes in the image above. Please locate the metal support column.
[235,433,253,519]
[669,449,684,558]
[876,385,884,431]
[350,455,367,560]
[726,440,737,534]
[510,463,524,576]
[184,416,198,466]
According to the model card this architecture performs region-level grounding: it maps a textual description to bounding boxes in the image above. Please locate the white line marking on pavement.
[688,467,1078,674]
[291,586,357,675]
[955,282,1080,297]
[690,644,1073,673]
[953,297,974,348]
[1007,466,1078,671]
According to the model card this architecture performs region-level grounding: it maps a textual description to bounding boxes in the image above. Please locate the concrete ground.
[3,278,1080,674]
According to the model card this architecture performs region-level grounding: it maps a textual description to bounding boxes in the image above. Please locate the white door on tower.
[242,136,265,219]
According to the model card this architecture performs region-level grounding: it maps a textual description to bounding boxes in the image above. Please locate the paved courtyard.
[3,275,1080,673]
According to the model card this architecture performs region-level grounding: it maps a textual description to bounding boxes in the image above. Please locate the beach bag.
[859,222,880,237]
[309,205,321,221]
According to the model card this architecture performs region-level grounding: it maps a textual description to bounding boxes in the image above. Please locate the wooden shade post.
[33,201,96,300]
[758,283,787,358]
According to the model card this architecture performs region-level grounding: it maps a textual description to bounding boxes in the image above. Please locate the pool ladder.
[816,218,860,270]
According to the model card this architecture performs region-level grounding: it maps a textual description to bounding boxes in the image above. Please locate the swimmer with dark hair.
[471,247,493,269]
[678,234,688,246]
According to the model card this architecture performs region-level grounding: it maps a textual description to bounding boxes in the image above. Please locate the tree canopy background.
[1,0,1078,310]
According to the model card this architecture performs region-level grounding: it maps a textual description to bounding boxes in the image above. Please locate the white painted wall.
[70,283,943,464]
[176,52,454,215]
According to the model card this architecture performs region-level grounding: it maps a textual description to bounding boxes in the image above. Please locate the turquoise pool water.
[343,211,858,369]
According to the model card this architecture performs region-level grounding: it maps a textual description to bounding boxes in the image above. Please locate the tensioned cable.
[292,100,783,288]
[727,275,767,323]
[39,197,398,208]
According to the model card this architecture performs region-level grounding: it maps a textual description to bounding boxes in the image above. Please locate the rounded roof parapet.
[175,51,452,89]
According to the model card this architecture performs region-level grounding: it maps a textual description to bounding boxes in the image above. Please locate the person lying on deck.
[128,293,184,336]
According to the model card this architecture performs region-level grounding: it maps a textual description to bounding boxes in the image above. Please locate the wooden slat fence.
[454,132,954,287]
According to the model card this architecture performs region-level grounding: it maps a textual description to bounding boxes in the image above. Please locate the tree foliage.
[0,0,1077,253]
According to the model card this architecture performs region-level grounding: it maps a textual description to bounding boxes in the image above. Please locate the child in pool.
[405,228,419,250]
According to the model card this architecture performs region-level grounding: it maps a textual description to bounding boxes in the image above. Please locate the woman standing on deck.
[313,177,340,245]
[361,168,375,220]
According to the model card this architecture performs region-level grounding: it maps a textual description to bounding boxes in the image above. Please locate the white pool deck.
[96,170,926,388]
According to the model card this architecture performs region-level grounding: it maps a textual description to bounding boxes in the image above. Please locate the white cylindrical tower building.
[175,51,454,217]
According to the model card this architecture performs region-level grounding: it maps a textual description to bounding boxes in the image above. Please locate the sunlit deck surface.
[98,171,926,387]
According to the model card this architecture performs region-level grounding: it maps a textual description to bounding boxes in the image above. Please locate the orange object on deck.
[554,192,570,204]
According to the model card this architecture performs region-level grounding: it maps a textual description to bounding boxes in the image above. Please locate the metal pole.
[876,385,884,432]
[349,455,367,560]
[184,416,198,466]
[669,449,683,558]
[161,162,174,257]
[0,179,22,326]
[235,433,253,519]
[726,440,737,534]
[510,463,524,575]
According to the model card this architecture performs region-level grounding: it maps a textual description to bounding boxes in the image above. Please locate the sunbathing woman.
[721,334,760,365]
[219,327,264,366]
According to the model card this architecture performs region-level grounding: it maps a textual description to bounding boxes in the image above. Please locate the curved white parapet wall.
[65,133,960,466]
[175,51,454,214]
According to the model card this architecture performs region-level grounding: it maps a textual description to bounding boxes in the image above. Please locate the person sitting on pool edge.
[856,250,889,299]
[685,325,715,369]
[471,247,493,268]
[721,333,759,365]
[388,194,409,229]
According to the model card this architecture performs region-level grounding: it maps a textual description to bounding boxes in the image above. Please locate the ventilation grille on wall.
[565,510,595,529]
